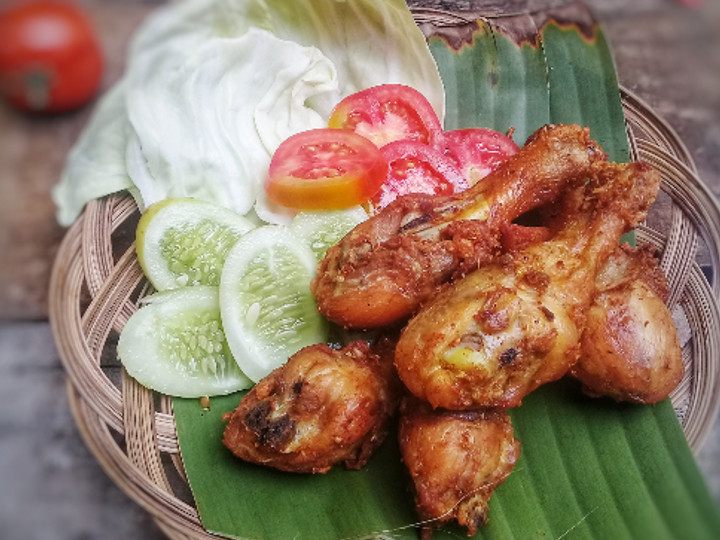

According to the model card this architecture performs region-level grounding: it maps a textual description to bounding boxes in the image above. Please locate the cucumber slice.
[136,197,255,290]
[289,206,368,261]
[220,225,328,382]
[117,287,252,397]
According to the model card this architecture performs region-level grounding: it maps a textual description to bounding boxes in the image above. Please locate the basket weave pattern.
[49,88,720,538]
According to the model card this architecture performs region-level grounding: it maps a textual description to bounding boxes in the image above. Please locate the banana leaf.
[174,5,720,540]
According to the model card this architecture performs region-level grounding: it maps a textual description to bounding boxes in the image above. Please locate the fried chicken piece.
[395,160,661,409]
[499,221,552,252]
[398,397,520,539]
[222,339,399,473]
[311,124,605,329]
[571,244,684,403]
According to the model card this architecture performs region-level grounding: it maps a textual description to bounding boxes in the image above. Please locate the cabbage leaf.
[52,0,444,226]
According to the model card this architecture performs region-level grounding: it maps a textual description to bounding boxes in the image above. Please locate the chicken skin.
[311,124,605,329]
[571,244,684,403]
[398,397,520,539]
[222,339,399,473]
[394,160,661,409]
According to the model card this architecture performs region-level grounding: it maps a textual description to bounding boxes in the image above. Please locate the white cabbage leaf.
[53,82,134,226]
[53,0,444,226]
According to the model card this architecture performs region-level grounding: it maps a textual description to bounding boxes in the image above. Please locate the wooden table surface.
[0,1,718,539]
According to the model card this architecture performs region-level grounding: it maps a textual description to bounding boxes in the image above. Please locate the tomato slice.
[328,84,443,148]
[441,128,519,186]
[371,140,468,210]
[265,128,387,210]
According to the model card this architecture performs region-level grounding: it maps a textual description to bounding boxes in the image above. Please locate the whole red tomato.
[0,0,103,113]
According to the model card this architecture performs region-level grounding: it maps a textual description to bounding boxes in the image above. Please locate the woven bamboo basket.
[48,24,720,537]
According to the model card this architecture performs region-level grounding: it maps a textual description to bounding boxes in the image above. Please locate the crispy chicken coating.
[395,160,661,409]
[399,397,520,539]
[311,124,605,329]
[571,244,684,403]
[222,339,399,473]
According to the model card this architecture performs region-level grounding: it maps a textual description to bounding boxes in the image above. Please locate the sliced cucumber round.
[136,197,255,291]
[117,286,252,397]
[289,206,368,261]
[220,225,328,382]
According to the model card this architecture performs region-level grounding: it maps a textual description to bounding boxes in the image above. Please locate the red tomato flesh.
[328,84,443,148]
[372,140,468,210]
[265,128,388,210]
[441,128,519,185]
[0,0,103,113]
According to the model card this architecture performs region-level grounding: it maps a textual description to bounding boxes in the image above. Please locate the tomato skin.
[328,84,443,148]
[441,128,519,186]
[372,140,468,210]
[265,128,388,210]
[0,0,103,113]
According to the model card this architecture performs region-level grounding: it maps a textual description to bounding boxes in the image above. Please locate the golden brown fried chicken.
[311,124,605,329]
[394,160,661,409]
[571,244,684,403]
[398,397,520,539]
[222,339,399,473]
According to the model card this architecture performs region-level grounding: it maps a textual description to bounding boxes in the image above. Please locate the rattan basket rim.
[48,85,720,539]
